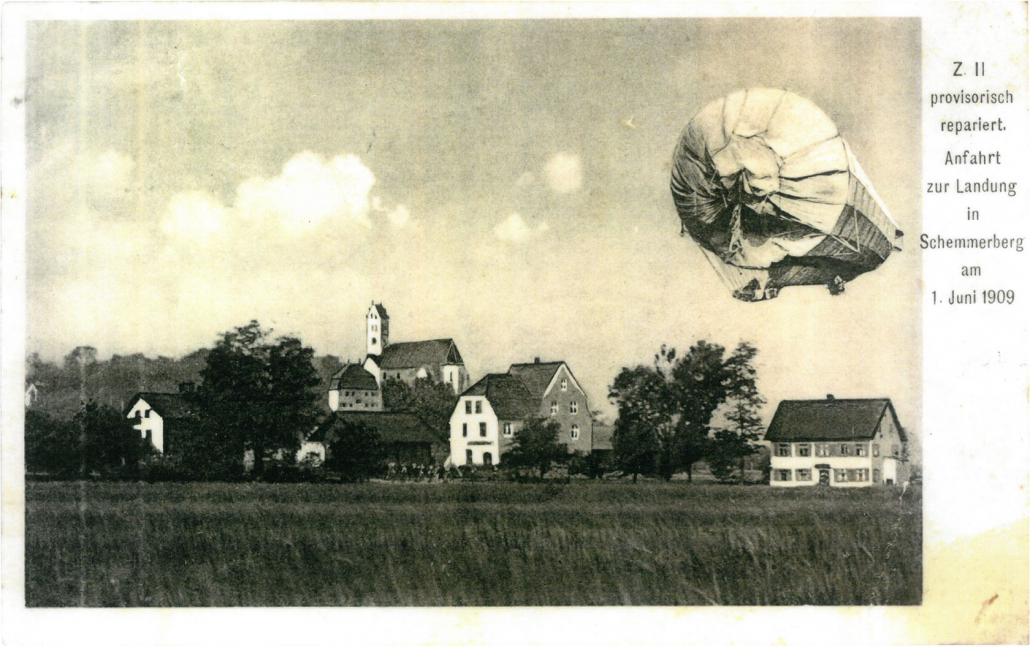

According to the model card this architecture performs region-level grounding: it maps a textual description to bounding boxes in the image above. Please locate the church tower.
[367,301,389,357]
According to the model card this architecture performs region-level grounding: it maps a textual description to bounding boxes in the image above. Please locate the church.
[327,302,470,411]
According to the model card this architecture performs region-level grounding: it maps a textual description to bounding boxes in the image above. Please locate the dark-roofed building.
[765,395,908,487]
[449,358,594,466]
[308,411,446,465]
[362,302,469,394]
[328,363,382,412]
[124,383,199,454]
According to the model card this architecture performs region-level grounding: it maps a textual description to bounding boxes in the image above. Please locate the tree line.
[608,340,766,484]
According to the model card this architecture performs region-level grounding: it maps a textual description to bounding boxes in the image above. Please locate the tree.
[25,409,80,476]
[75,401,145,476]
[191,321,321,479]
[502,417,568,480]
[708,342,765,484]
[609,366,669,482]
[325,421,386,482]
[382,377,457,442]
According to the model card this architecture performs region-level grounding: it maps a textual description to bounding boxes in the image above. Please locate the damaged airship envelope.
[670,88,903,302]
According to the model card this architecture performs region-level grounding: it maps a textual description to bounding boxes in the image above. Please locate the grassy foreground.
[25,480,921,606]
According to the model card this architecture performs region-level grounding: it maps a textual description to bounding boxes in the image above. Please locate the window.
[775,443,791,457]
[144,409,150,419]
[856,444,868,457]
[775,469,792,482]
[872,443,880,457]
[797,443,811,457]
[815,443,829,457]
[873,469,881,482]
[475,400,482,414]
[571,424,580,439]
[570,401,578,414]
[503,422,513,437]
[466,449,473,464]
[483,452,493,466]
[550,401,558,415]
[462,423,467,437]
[855,469,869,482]
[796,469,812,481]
[479,422,487,437]
[561,378,568,392]
[835,469,848,482]
[465,400,472,414]
[840,444,852,456]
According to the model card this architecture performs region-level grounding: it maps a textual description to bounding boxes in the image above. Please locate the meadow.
[25,480,921,606]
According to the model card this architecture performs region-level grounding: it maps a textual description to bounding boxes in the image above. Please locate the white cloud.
[543,152,583,194]
[235,152,377,231]
[387,204,411,228]
[494,213,549,244]
[161,191,228,243]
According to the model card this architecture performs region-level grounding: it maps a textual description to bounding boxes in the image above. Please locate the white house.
[448,359,594,467]
[765,396,908,487]
[124,385,197,454]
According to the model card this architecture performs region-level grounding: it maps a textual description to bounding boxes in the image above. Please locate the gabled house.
[328,363,383,411]
[308,411,447,465]
[449,358,593,466]
[124,383,198,454]
[765,395,908,487]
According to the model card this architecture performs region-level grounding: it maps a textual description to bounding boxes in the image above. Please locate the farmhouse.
[449,359,594,466]
[308,411,447,465]
[360,302,470,395]
[124,383,198,454]
[328,363,382,412]
[765,395,908,487]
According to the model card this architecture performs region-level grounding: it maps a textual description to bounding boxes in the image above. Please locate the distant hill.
[26,348,344,420]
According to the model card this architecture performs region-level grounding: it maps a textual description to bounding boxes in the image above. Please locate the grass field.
[25,480,921,606]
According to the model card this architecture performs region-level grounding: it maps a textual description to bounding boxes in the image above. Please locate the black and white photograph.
[16,16,924,608]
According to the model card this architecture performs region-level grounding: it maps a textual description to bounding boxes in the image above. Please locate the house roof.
[592,423,614,451]
[462,373,539,420]
[126,392,195,419]
[374,339,463,370]
[764,398,904,442]
[507,361,564,397]
[371,303,389,319]
[309,411,438,445]
[329,364,379,391]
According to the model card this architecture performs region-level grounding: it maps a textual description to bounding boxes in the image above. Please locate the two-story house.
[328,363,383,411]
[449,358,593,466]
[765,395,908,487]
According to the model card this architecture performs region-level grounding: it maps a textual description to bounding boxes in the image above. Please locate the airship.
[670,88,903,301]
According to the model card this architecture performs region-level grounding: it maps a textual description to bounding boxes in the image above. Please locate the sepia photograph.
[18,16,922,608]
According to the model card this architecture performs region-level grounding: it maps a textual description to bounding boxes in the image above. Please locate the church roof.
[462,373,539,420]
[375,339,463,369]
[329,364,379,391]
[507,361,564,397]
[764,398,904,442]
[309,411,437,445]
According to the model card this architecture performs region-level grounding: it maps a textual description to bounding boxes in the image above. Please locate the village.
[78,301,914,488]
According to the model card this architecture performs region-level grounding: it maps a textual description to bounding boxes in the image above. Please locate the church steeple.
[367,301,389,357]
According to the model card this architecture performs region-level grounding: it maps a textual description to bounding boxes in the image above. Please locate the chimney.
[826,394,835,400]
[534,357,540,364]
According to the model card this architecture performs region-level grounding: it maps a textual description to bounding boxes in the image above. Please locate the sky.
[26,18,922,426]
